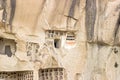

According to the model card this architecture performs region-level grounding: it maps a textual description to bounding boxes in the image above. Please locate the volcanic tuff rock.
[0,0,120,80]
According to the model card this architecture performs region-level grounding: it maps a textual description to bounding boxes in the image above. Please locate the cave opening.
[114,62,118,68]
[0,38,16,57]
[5,45,12,57]
[54,39,61,48]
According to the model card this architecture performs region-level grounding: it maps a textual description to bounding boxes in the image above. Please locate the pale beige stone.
[0,0,120,80]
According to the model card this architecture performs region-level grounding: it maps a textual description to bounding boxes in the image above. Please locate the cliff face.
[0,0,120,80]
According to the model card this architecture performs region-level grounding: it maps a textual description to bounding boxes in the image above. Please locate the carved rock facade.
[0,0,120,80]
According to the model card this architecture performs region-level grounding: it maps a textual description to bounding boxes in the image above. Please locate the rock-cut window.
[0,38,16,57]
[54,39,61,48]
[5,45,12,57]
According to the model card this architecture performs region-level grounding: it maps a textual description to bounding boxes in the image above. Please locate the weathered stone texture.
[0,0,120,80]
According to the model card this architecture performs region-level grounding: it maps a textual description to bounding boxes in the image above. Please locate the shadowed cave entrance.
[54,39,61,48]
[0,38,16,57]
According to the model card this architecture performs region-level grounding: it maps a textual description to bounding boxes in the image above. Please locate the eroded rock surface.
[0,0,120,80]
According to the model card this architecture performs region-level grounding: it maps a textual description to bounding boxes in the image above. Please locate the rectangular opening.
[0,38,16,57]
[5,45,12,57]
[66,32,75,40]
[54,39,61,48]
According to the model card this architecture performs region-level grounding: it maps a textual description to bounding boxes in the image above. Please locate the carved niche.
[0,38,16,57]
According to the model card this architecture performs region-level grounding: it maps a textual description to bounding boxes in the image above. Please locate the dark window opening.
[114,48,118,54]
[5,45,12,57]
[66,32,75,40]
[0,38,16,56]
[114,62,118,68]
[66,36,75,40]
[54,39,60,48]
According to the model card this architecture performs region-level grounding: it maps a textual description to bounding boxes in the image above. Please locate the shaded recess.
[114,62,118,68]
[54,39,61,48]
[0,38,16,57]
[5,45,12,57]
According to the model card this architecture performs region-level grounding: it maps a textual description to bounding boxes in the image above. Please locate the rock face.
[0,0,120,80]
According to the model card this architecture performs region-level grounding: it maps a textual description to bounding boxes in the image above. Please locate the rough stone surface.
[0,0,120,80]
